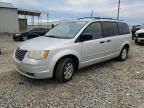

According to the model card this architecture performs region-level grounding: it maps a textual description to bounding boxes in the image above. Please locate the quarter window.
[83,22,102,39]
[102,22,119,37]
[118,22,130,35]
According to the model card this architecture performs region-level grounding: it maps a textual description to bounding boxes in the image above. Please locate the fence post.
[0,48,1,55]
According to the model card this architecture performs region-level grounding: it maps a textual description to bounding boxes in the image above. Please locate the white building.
[0,2,41,33]
[0,2,19,33]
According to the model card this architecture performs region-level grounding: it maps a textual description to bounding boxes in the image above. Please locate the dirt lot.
[0,35,144,108]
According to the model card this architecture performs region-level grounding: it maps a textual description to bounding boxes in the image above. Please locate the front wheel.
[118,47,128,61]
[55,58,74,83]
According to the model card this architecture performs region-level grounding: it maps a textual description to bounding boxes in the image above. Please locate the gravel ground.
[0,35,144,108]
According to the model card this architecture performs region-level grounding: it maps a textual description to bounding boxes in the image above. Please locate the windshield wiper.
[45,35,70,39]
[45,35,59,38]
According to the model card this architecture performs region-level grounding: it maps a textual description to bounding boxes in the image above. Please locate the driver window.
[83,22,102,40]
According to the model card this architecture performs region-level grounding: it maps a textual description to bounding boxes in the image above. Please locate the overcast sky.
[1,0,144,25]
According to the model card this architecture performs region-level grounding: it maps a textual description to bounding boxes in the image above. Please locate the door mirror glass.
[80,33,93,41]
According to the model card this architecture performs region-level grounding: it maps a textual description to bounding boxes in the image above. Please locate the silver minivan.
[13,18,131,83]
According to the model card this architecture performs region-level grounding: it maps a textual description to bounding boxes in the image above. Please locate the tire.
[55,58,74,83]
[135,39,139,45]
[22,36,28,41]
[118,47,128,61]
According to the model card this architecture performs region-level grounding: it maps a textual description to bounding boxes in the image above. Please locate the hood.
[136,29,144,34]
[19,36,71,51]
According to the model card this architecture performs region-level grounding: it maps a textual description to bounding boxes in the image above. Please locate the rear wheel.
[55,58,74,83]
[118,46,128,61]
[22,36,28,41]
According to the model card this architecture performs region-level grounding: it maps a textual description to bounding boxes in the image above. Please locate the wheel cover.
[64,62,74,80]
[122,49,127,59]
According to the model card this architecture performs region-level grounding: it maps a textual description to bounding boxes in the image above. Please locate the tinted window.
[118,22,130,35]
[83,22,102,39]
[102,22,119,37]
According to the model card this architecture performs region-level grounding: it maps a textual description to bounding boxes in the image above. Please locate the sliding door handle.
[107,40,111,42]
[100,41,105,44]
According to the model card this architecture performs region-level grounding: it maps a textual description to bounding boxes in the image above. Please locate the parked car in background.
[131,25,141,40]
[13,28,49,41]
[13,17,131,83]
[135,27,144,44]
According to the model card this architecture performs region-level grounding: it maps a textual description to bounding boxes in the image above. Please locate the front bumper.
[14,58,53,79]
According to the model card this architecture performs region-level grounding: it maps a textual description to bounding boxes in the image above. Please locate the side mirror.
[80,33,93,42]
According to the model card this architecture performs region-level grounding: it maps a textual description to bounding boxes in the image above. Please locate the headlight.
[28,50,49,60]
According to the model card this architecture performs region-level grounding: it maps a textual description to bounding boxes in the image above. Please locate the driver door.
[81,22,107,66]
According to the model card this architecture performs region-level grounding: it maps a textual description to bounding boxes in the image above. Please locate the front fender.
[49,49,81,73]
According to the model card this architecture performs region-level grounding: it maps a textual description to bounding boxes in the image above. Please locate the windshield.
[30,28,47,32]
[24,28,48,33]
[45,21,87,39]
[31,28,40,32]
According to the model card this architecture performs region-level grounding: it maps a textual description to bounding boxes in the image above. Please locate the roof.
[77,17,123,22]
[18,8,41,16]
[0,2,16,9]
[78,19,124,23]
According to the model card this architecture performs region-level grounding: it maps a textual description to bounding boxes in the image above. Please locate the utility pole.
[38,16,40,27]
[117,0,121,20]
[47,13,49,27]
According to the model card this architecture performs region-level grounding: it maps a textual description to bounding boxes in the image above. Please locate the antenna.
[117,0,121,20]
[91,10,93,17]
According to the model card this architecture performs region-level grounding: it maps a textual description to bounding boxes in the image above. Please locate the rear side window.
[118,22,130,35]
[102,22,119,37]
[83,22,102,39]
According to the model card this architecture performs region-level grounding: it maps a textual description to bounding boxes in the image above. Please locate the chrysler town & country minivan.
[13,17,131,83]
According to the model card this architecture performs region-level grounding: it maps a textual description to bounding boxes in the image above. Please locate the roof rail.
[77,17,119,20]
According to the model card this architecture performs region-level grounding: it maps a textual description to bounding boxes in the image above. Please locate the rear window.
[31,28,48,32]
[118,22,130,35]
[102,22,119,37]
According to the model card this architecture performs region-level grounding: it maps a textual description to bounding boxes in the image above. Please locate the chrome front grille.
[15,48,27,61]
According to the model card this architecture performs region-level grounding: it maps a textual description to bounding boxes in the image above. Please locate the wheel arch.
[53,54,80,78]
[120,42,130,52]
